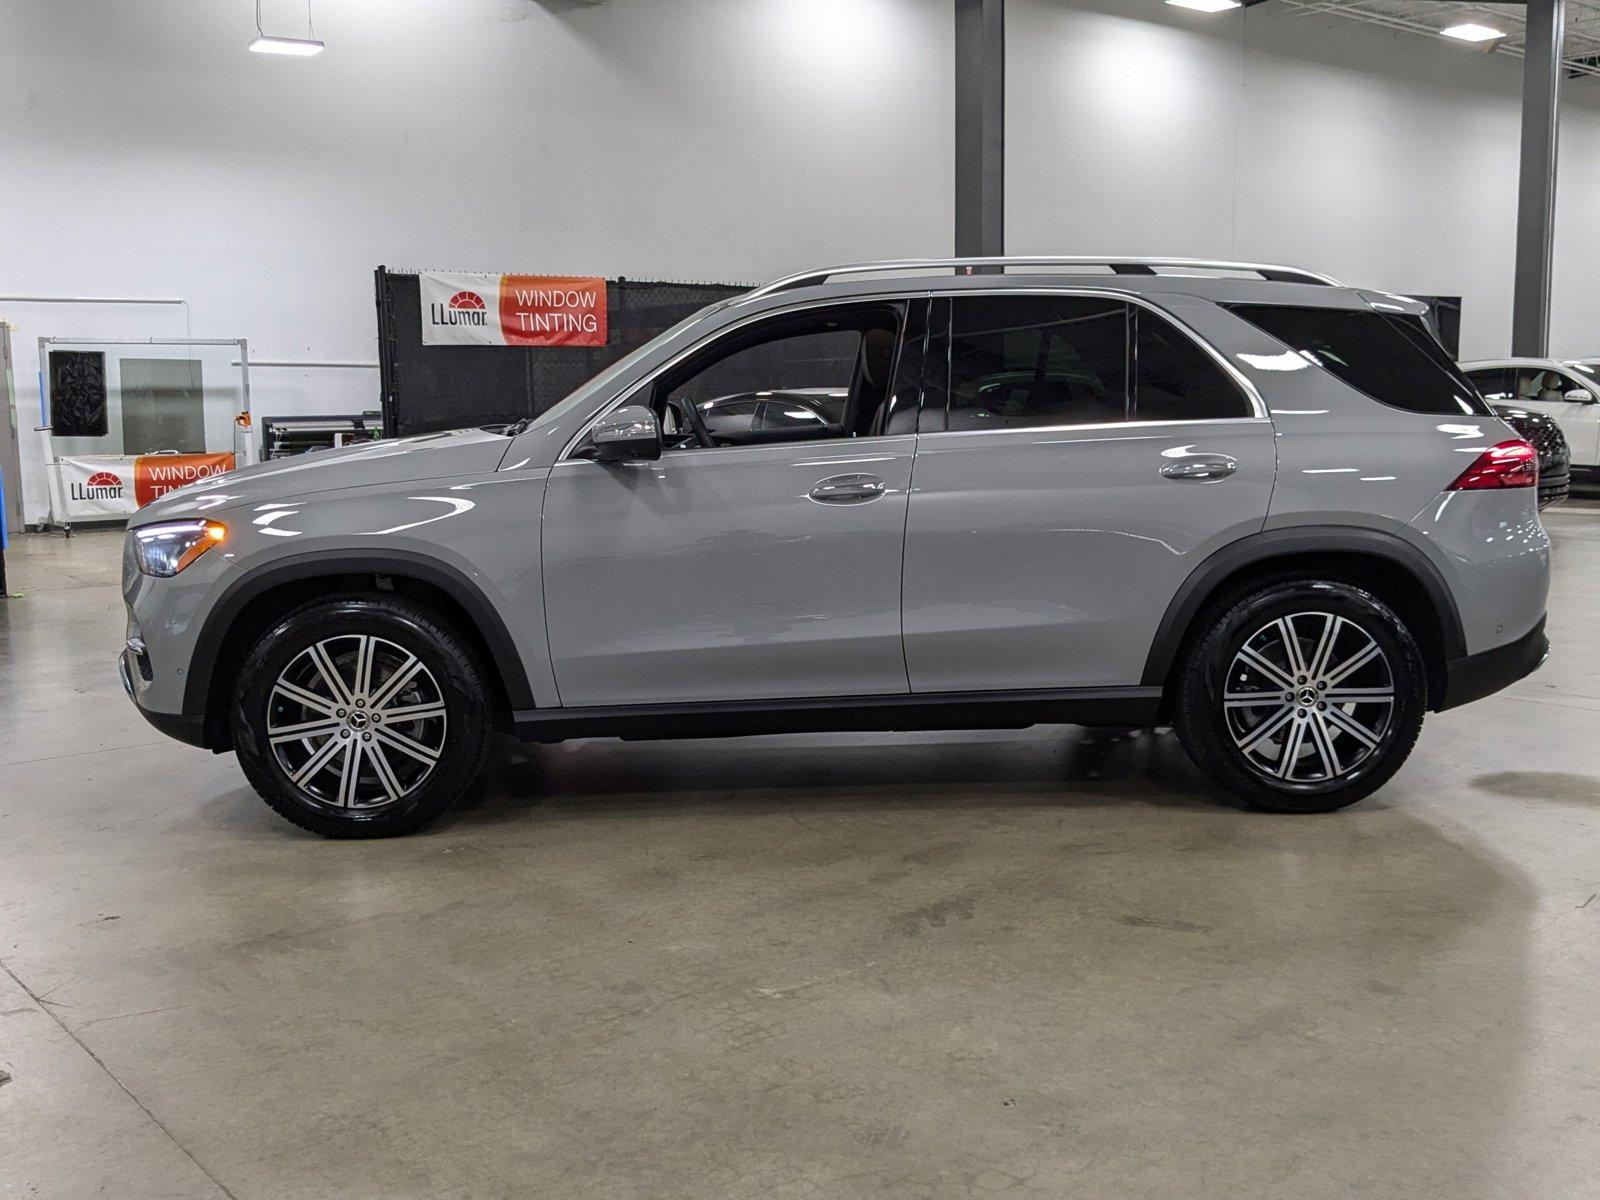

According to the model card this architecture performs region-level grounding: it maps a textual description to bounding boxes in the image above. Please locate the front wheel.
[1173,580,1427,813]
[232,596,493,837]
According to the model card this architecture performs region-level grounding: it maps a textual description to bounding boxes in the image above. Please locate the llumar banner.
[419,271,608,347]
[58,452,236,519]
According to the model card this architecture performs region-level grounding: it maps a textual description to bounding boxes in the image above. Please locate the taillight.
[1448,439,1538,491]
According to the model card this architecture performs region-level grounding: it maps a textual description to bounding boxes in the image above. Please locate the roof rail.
[745,257,1341,299]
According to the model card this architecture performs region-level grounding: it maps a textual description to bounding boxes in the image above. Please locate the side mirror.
[1565,388,1595,403]
[592,405,662,463]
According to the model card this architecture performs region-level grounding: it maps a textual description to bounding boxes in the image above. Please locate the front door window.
[654,303,907,450]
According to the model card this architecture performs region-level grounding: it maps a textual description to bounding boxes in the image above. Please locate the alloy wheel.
[1222,611,1395,785]
[266,635,448,809]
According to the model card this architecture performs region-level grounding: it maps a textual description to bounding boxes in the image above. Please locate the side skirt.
[513,687,1164,743]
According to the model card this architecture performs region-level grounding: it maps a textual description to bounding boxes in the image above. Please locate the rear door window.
[946,295,1129,431]
[1465,368,1515,402]
[1227,304,1489,416]
[1133,308,1251,421]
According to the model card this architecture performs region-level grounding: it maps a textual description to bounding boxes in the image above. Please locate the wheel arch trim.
[182,549,536,728]
[1140,526,1466,691]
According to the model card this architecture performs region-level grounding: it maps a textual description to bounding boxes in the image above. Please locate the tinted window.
[657,303,902,448]
[699,397,763,441]
[1134,310,1250,421]
[881,298,930,436]
[947,296,1129,430]
[1465,368,1514,402]
[756,395,839,432]
[1227,304,1489,416]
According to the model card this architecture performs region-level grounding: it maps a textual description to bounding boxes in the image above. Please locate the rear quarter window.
[1226,304,1489,417]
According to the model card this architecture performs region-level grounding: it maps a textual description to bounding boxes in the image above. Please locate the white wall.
[5,0,1600,525]
[0,0,954,522]
[1008,0,1600,362]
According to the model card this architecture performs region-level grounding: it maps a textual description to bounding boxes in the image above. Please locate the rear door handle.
[809,473,888,504]
[1159,456,1238,481]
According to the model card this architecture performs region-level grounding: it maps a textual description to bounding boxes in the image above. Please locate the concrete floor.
[1,505,1598,1200]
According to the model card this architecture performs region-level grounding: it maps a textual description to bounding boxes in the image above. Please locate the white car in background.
[1460,359,1600,484]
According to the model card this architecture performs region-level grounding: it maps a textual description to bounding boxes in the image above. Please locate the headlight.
[131,520,227,577]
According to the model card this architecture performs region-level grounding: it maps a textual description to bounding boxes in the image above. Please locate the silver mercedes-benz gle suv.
[120,258,1550,837]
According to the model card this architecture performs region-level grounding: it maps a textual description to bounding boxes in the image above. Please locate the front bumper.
[120,648,208,748]
[1439,617,1548,710]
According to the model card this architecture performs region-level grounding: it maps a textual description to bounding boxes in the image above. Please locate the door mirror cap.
[1564,388,1595,403]
[593,405,662,463]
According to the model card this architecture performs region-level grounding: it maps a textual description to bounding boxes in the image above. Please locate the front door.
[902,293,1276,692]
[541,299,925,707]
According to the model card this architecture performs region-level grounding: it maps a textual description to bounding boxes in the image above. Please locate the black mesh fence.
[374,268,751,438]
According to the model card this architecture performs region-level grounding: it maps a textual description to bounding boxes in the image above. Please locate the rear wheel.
[232,596,493,837]
[1173,580,1427,813]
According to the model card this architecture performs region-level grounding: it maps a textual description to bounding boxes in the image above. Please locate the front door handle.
[809,473,888,504]
[1159,456,1238,481]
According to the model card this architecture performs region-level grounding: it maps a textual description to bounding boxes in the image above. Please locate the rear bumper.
[1538,465,1570,508]
[120,650,208,748]
[1439,617,1547,711]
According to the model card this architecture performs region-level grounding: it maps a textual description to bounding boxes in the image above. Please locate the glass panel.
[698,397,763,441]
[659,304,903,448]
[1134,310,1249,421]
[120,358,207,454]
[947,296,1129,431]
[1514,368,1570,403]
[1465,368,1514,402]
[756,396,840,431]
[881,297,928,437]
[1228,305,1488,416]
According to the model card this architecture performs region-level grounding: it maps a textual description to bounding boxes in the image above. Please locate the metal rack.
[262,413,384,459]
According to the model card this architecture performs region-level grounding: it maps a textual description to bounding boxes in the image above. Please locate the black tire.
[232,595,493,837]
[1173,579,1427,813]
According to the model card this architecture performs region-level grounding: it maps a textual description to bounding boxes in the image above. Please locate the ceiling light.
[248,35,324,56]
[251,0,323,56]
[1166,0,1243,12]
[1440,22,1505,43]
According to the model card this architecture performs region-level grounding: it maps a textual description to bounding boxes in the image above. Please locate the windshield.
[507,308,719,435]
[1564,361,1600,379]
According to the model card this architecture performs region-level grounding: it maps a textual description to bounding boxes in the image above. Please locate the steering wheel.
[679,395,715,448]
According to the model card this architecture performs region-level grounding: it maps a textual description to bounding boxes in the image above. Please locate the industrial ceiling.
[1263,1,1600,76]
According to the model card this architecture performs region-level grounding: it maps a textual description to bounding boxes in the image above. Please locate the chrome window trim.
[558,286,1266,462]
[913,416,1270,442]
[552,437,918,466]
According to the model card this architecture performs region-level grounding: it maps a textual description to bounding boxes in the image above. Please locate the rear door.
[901,292,1276,692]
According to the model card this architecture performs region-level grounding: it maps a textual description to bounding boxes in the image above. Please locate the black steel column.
[1513,0,1564,356]
[955,0,1004,258]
